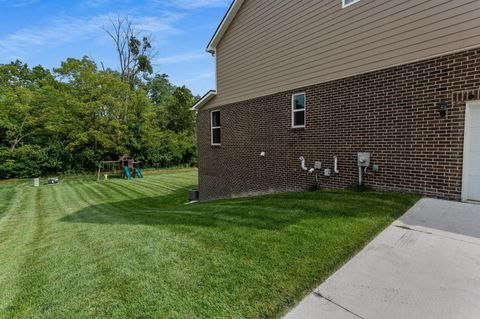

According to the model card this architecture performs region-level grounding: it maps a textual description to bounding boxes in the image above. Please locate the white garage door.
[464,101,480,202]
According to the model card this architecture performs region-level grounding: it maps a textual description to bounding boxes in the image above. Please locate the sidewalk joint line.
[314,292,367,319]
[393,225,480,246]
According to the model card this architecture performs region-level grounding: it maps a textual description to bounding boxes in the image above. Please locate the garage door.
[464,101,480,202]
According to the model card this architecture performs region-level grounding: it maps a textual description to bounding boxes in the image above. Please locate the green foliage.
[166,86,196,133]
[0,58,197,178]
[0,145,41,178]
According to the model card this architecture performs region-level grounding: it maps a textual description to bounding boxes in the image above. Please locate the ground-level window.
[211,110,221,145]
[292,93,306,128]
[342,0,360,8]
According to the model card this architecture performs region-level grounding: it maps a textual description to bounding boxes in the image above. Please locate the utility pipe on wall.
[299,157,308,171]
[359,167,363,186]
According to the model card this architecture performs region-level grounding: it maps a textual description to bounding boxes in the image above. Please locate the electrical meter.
[357,152,370,167]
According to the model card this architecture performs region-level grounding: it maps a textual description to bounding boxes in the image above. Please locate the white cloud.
[155,52,206,64]
[82,0,114,8]
[171,71,214,94]
[0,13,181,61]
[136,13,183,33]
[0,15,104,60]
[0,0,38,7]
[168,0,230,9]
[182,71,214,84]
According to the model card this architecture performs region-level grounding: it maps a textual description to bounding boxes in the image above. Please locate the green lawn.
[0,169,419,319]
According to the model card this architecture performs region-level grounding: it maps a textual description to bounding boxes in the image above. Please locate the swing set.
[97,155,144,181]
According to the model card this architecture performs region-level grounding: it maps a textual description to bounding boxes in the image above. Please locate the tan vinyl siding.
[205,0,480,109]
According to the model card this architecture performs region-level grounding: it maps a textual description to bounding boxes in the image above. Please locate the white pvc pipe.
[334,157,339,174]
[299,157,308,171]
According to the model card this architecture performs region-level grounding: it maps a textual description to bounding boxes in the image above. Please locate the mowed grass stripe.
[0,184,62,318]
[5,186,55,318]
[152,173,198,188]
[108,179,173,199]
[100,175,192,203]
[0,186,37,315]
[0,185,39,248]
[33,180,157,317]
[69,180,126,222]
[53,176,197,317]
[82,179,134,204]
[0,170,419,319]
[0,186,16,221]
[50,180,122,317]
[123,176,190,194]
[94,180,156,203]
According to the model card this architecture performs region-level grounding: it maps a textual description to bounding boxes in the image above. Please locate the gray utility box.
[358,152,371,167]
[189,189,199,202]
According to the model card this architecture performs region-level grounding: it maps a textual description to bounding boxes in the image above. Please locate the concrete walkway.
[284,199,480,319]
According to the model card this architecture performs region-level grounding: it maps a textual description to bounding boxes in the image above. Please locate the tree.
[0,62,51,151]
[166,86,196,133]
[146,73,175,108]
[0,86,38,150]
[54,57,133,165]
[0,60,53,89]
[103,16,154,87]
[0,54,198,178]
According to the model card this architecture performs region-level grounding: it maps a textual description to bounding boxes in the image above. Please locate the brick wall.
[197,49,480,201]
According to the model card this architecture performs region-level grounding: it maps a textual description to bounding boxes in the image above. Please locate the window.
[342,0,360,8]
[211,110,221,145]
[292,93,306,128]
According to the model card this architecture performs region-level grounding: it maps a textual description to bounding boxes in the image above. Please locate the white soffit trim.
[206,0,245,54]
[191,90,217,111]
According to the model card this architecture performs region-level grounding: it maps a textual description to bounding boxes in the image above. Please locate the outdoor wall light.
[439,99,447,118]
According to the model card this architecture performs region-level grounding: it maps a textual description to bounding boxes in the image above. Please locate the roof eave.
[190,90,217,111]
[206,0,245,54]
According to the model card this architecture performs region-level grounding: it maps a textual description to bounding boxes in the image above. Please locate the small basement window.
[342,0,360,8]
[292,93,306,128]
[211,110,221,145]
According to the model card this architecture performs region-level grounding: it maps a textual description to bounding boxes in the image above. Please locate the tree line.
[0,17,198,179]
[0,59,197,179]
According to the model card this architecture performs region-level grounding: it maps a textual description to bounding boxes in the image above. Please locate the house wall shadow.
[59,189,408,230]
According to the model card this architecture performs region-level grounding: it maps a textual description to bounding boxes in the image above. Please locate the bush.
[0,146,42,178]
[38,142,74,175]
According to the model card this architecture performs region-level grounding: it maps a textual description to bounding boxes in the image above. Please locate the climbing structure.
[118,155,143,179]
[98,155,144,180]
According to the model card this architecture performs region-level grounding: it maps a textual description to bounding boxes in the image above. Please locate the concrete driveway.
[284,198,480,319]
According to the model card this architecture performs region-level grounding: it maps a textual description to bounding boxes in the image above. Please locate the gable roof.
[190,90,217,111]
[206,0,245,54]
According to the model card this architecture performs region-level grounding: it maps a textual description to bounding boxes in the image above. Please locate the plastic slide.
[134,167,144,178]
[124,166,133,180]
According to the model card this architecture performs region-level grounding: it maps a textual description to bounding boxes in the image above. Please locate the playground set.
[98,155,144,181]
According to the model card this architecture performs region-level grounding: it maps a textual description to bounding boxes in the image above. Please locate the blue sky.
[0,0,231,95]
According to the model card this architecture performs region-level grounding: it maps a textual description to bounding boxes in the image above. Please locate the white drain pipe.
[334,156,339,174]
[299,157,308,171]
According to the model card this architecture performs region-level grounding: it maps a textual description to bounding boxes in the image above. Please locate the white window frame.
[292,92,306,129]
[342,0,360,8]
[211,110,221,146]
